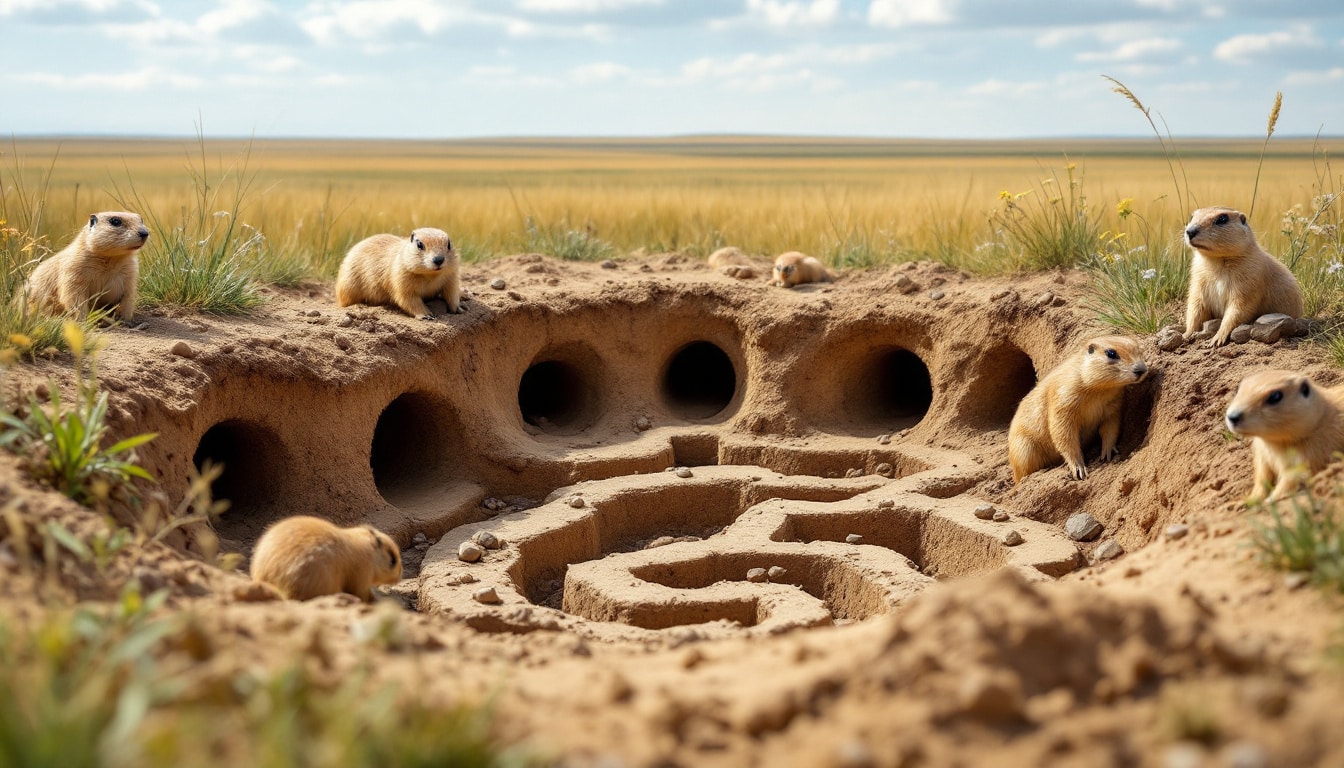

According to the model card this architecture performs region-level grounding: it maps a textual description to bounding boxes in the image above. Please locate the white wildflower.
[1141,269,1157,280]
[1326,261,1343,275]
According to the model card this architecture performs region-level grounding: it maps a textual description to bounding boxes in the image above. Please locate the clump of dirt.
[2,254,1343,766]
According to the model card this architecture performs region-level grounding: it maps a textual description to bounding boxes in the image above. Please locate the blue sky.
[1,0,1341,138]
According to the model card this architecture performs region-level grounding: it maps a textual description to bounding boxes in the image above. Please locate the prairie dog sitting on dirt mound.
[1225,370,1344,503]
[1184,207,1303,346]
[26,212,148,322]
[250,516,402,602]
[771,251,835,288]
[1009,336,1149,483]
[336,228,461,319]
[707,246,760,279]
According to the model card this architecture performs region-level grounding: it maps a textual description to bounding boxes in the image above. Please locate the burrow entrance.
[371,391,459,508]
[661,340,736,420]
[518,344,607,434]
[192,419,287,542]
[846,347,933,424]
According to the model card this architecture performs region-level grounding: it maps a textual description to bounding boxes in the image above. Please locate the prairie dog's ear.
[1087,344,1096,354]
[89,214,98,228]
[1239,212,1247,225]
[1300,378,1312,398]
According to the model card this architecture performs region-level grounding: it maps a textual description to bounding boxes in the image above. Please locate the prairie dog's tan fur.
[26,212,148,321]
[336,228,461,319]
[249,516,402,601]
[1225,370,1344,503]
[1184,206,1303,346]
[1008,336,1150,482]
[708,246,761,279]
[772,251,834,288]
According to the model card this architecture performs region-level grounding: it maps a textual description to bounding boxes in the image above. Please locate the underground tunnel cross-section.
[661,340,737,420]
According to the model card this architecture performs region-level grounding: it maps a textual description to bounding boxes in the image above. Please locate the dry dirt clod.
[472,586,502,604]
[412,532,428,544]
[599,259,617,269]
[634,416,652,431]
[767,566,787,581]
[1284,572,1310,590]
[1065,513,1104,542]
[471,530,501,549]
[1094,539,1124,561]
[335,315,354,328]
[876,433,892,445]
[957,668,1024,721]
[170,341,196,359]
[874,462,894,477]
[674,467,694,478]
[845,533,864,544]
[973,504,996,520]
[746,568,768,583]
[1156,324,1185,352]
[458,542,485,563]
[1003,530,1024,546]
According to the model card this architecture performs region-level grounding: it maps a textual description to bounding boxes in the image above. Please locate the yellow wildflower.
[1116,198,1133,219]
[8,333,32,349]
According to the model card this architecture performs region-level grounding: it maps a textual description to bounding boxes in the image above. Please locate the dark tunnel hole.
[856,347,933,424]
[519,359,597,432]
[372,392,449,498]
[661,341,737,420]
[193,419,284,525]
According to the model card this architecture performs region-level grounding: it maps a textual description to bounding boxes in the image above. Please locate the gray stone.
[1156,325,1184,351]
[567,496,586,509]
[634,416,652,431]
[974,504,996,520]
[1251,313,1295,344]
[845,533,864,544]
[746,567,768,583]
[877,499,895,509]
[1164,523,1190,541]
[767,566,788,581]
[1002,530,1024,546]
[992,510,1010,522]
[1065,513,1103,542]
[674,467,694,478]
[457,542,485,563]
[1228,324,1254,343]
[1094,539,1124,561]
[472,586,501,604]
[876,433,892,445]
[170,341,195,359]
[929,289,945,301]
[874,462,894,477]
[412,532,428,544]
[600,260,617,269]
[471,530,501,549]
[489,278,506,290]
[1284,572,1310,590]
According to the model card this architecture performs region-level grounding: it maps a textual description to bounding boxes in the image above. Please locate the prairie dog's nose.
[138,227,149,239]
[1185,226,1199,239]
[1133,363,1148,378]
[1226,409,1243,427]
[432,254,445,267]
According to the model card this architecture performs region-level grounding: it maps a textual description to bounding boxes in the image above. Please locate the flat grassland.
[3,135,1339,275]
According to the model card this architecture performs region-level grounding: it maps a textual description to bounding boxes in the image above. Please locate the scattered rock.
[845,533,864,545]
[929,289,945,301]
[600,259,617,269]
[305,309,321,318]
[458,572,477,584]
[845,468,864,478]
[336,315,354,328]
[974,504,996,520]
[507,291,523,301]
[33,383,50,401]
[634,416,652,431]
[874,462,894,477]
[645,536,676,549]
[567,496,586,509]
[1065,512,1104,542]
[674,467,694,479]
[170,341,195,359]
[876,433,892,445]
[746,568,768,583]
[877,499,895,509]
[1251,313,1295,344]
[471,530,502,549]
[1003,530,1024,546]
[767,566,787,581]
[472,586,502,604]
[1155,325,1184,352]
[457,542,485,563]
[1095,539,1124,561]
[412,532,427,544]
[489,278,506,290]
[1164,523,1190,541]
[992,510,1009,523]
[1229,324,1254,344]
[1032,291,1055,308]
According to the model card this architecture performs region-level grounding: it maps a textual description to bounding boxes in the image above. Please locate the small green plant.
[1249,488,1344,592]
[523,217,614,261]
[987,160,1104,271]
[0,322,156,506]
[1083,199,1191,333]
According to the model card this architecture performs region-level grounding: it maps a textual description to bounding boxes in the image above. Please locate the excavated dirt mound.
[3,253,1344,766]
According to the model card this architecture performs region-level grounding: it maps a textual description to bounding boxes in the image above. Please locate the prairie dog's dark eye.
[445,239,452,251]
[1267,390,1283,405]
[1215,213,1229,225]
[108,216,123,227]
[416,239,425,251]
[1105,349,1119,360]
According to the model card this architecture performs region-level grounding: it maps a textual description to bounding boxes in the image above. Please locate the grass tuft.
[986,161,1103,271]
[1249,488,1344,592]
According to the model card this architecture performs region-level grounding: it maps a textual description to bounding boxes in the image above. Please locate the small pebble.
[412,532,428,544]
[845,533,863,545]
[874,462,894,477]
[1003,530,1024,546]
[767,566,787,581]
[600,259,617,269]
[1165,523,1190,541]
[472,586,502,604]
[471,530,501,549]
[1065,513,1103,542]
[458,572,478,584]
[1094,539,1124,561]
[336,315,354,328]
[929,289,945,300]
[305,309,321,318]
[568,496,586,509]
[877,499,895,509]
[635,416,652,431]
[992,510,1009,522]
[746,568,768,583]
[973,504,996,520]
[457,542,485,563]
[170,341,195,359]
[645,536,676,549]
[489,278,506,290]
[674,467,693,479]
[876,433,892,445]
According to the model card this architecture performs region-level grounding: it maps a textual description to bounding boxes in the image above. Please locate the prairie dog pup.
[249,516,402,602]
[1009,336,1149,482]
[26,212,148,321]
[708,246,761,279]
[1184,207,1303,346]
[772,251,834,288]
[336,228,461,319]
[1225,370,1344,503]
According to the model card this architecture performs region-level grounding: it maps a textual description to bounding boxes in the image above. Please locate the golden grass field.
[3,135,1340,277]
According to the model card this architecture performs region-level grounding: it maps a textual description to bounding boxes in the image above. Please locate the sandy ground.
[2,252,1344,767]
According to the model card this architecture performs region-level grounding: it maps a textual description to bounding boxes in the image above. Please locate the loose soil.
[3,253,1344,767]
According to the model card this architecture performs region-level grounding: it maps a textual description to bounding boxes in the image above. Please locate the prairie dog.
[26,211,148,321]
[772,251,834,288]
[336,228,461,319]
[1183,207,1303,346]
[1225,370,1344,503]
[1008,336,1149,482]
[249,516,402,602]
[708,246,761,279]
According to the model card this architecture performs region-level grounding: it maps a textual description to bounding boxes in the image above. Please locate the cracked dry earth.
[3,252,1344,767]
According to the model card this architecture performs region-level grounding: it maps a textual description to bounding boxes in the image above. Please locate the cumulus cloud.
[10,67,202,89]
[744,0,840,28]
[1214,25,1322,62]
[966,78,1045,96]
[1283,66,1344,85]
[516,0,662,11]
[571,61,631,83]
[867,0,954,27]
[1076,37,1182,62]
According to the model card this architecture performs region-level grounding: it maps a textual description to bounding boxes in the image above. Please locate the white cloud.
[867,0,955,27]
[745,0,840,28]
[571,61,631,83]
[10,67,201,89]
[1076,37,1182,62]
[0,0,151,15]
[966,78,1045,96]
[1283,66,1344,85]
[1214,25,1321,63]
[516,0,662,11]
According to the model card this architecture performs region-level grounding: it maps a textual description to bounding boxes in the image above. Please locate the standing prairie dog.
[1009,336,1150,483]
[26,211,148,322]
[1183,206,1303,346]
[336,228,461,319]
[772,251,835,288]
[1225,370,1344,503]
[249,516,402,602]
